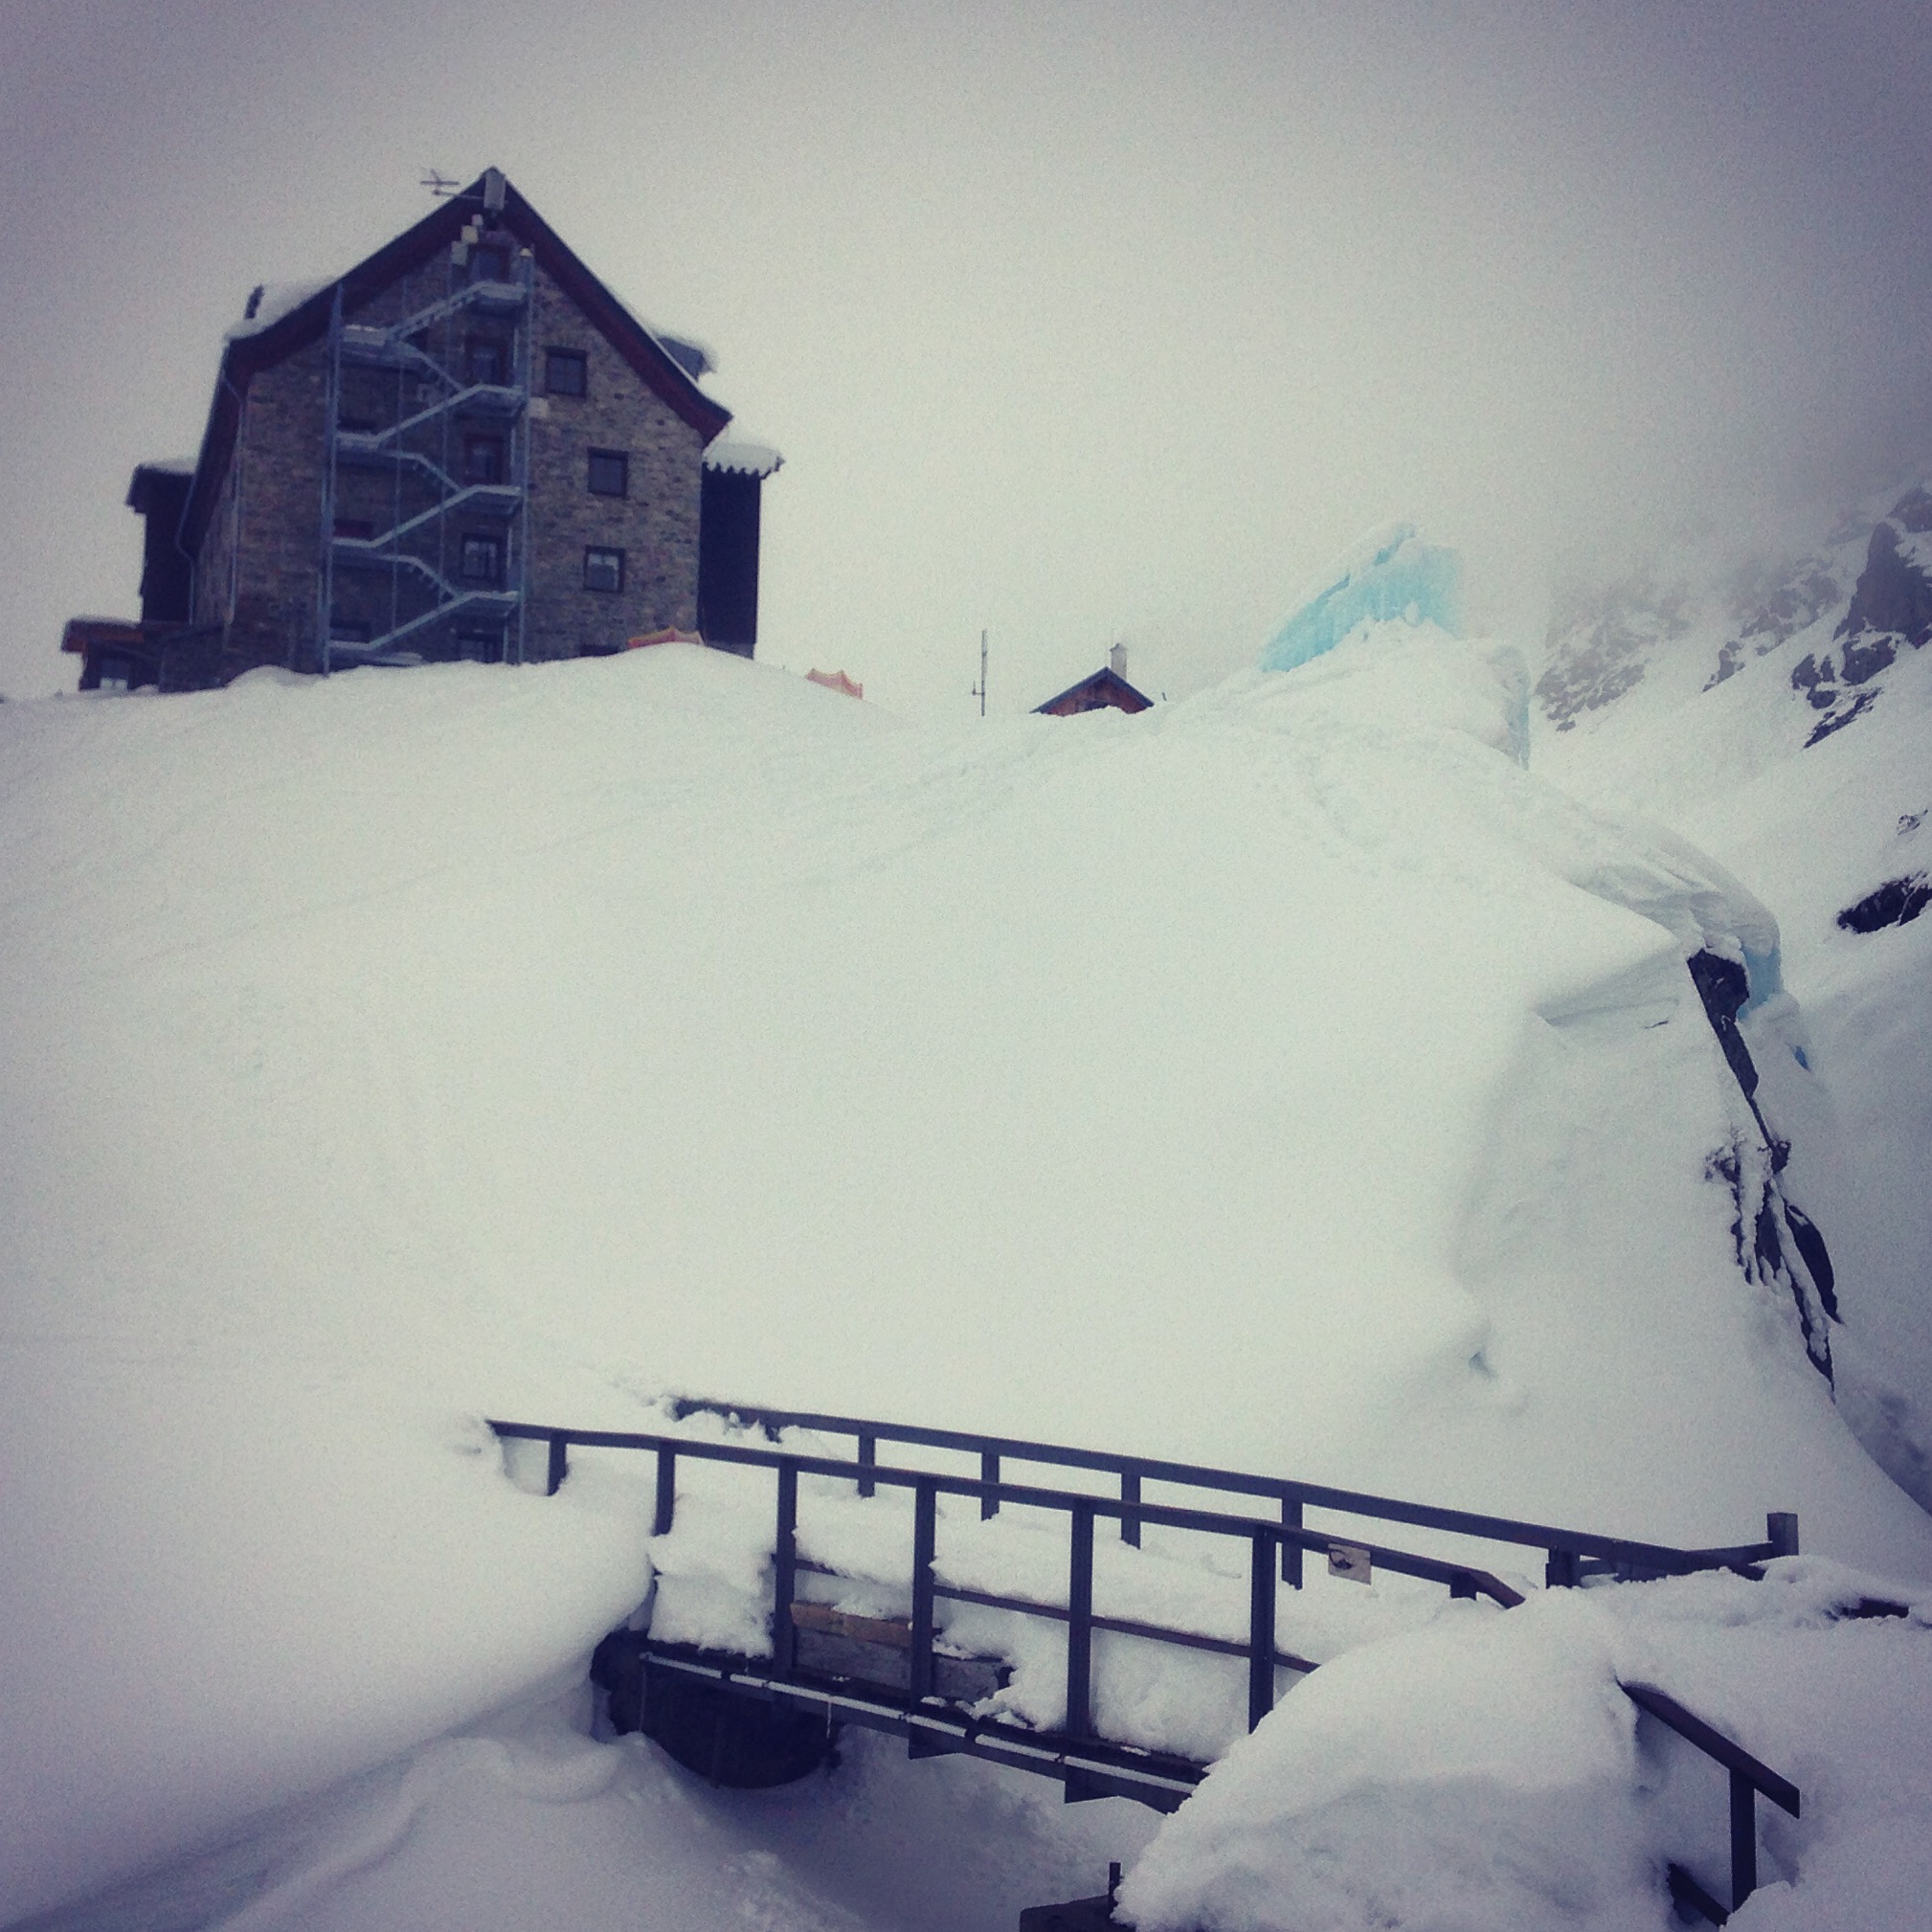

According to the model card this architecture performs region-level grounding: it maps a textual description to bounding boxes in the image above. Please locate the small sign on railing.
[1328,1541,1373,1584]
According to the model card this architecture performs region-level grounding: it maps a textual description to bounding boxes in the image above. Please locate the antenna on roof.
[970,628,988,717]
[420,169,459,199]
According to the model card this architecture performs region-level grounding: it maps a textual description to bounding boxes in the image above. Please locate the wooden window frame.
[461,533,504,584]
[545,348,588,397]
[587,448,629,498]
[463,435,505,485]
[583,545,625,594]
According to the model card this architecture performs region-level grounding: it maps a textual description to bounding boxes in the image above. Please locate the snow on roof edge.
[704,436,783,478]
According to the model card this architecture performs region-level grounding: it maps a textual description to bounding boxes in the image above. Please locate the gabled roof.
[178,169,733,551]
[1034,665,1154,715]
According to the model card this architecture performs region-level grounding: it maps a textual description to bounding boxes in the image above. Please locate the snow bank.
[1122,1560,1932,1932]
[3,634,1928,1921]
[1537,561,1932,1508]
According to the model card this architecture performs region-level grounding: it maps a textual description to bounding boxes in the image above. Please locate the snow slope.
[1536,489,1932,1505]
[3,637,1927,1925]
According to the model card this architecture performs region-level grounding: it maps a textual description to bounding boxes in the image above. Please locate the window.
[583,546,624,594]
[466,337,506,386]
[461,534,503,583]
[471,243,508,283]
[545,348,587,396]
[587,448,629,498]
[463,435,505,485]
[456,630,504,663]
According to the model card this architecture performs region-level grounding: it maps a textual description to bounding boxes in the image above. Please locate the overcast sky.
[2,1,1926,711]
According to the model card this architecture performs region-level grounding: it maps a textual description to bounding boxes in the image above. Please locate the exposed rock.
[1535,578,1695,728]
[1688,948,1839,1377]
[1836,874,1932,934]
[1706,559,1847,688]
[1790,488,1932,741]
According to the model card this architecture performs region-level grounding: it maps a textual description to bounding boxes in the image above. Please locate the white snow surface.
[1537,573,1932,1508]
[225,281,332,340]
[702,433,782,476]
[1123,1559,1932,1932]
[3,632,1929,1928]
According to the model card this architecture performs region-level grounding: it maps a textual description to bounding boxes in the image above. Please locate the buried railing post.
[1765,1512,1799,1559]
[980,1450,1000,1521]
[1730,1767,1758,1909]
[1248,1528,1278,1730]
[910,1477,937,1700]
[1067,1500,1095,1741]
[1280,1495,1303,1587]
[857,1433,877,1499]
[546,1433,568,1497]
[1546,1546,1581,1587]
[653,1448,677,1537]
[773,1463,798,1676]
[1120,1471,1142,1547]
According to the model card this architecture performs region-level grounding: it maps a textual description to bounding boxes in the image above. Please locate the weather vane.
[420,169,459,199]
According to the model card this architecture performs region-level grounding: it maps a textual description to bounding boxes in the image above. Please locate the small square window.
[546,348,587,396]
[461,534,503,583]
[471,244,509,283]
[466,337,506,386]
[584,546,624,594]
[463,436,505,484]
[587,448,629,498]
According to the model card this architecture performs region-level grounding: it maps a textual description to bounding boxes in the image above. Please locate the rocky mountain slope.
[1534,478,1932,1509]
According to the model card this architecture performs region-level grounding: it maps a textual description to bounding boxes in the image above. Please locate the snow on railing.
[1623,1681,1802,1923]
[486,1404,1798,1808]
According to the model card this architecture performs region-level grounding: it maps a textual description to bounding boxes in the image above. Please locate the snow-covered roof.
[703,435,782,478]
[653,331,714,382]
[134,456,197,478]
[226,279,332,341]
[181,172,734,552]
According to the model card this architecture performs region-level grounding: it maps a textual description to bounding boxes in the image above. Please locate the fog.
[2,0,1926,711]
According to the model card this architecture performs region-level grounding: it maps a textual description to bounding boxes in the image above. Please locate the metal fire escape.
[317,195,532,672]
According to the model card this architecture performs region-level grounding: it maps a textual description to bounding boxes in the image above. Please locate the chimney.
[1109,641,1128,678]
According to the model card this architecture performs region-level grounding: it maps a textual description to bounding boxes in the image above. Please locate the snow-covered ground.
[1535,500,1932,1508]
[3,617,1928,1929]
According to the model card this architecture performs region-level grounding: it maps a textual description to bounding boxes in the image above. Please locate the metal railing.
[657,1396,1797,1590]
[487,1403,1798,1807]
[1624,1682,1801,1922]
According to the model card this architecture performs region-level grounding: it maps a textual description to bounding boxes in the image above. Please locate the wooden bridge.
[489,1400,1803,1922]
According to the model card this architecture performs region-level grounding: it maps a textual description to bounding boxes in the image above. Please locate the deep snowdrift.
[1535,518,1932,1507]
[2,637,1926,1924]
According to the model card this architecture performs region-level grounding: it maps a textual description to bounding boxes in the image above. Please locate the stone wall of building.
[190,343,330,678]
[187,239,708,675]
[524,264,707,658]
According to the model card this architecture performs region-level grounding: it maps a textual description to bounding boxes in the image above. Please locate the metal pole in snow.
[979,629,987,716]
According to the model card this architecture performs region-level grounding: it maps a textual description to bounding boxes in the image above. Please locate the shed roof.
[1034,665,1154,715]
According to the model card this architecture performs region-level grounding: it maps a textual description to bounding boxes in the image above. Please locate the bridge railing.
[658,1396,1797,1589]
[486,1407,1796,1770]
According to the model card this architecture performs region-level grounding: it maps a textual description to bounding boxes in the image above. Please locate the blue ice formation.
[1741,938,1784,1018]
[1261,523,1464,674]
